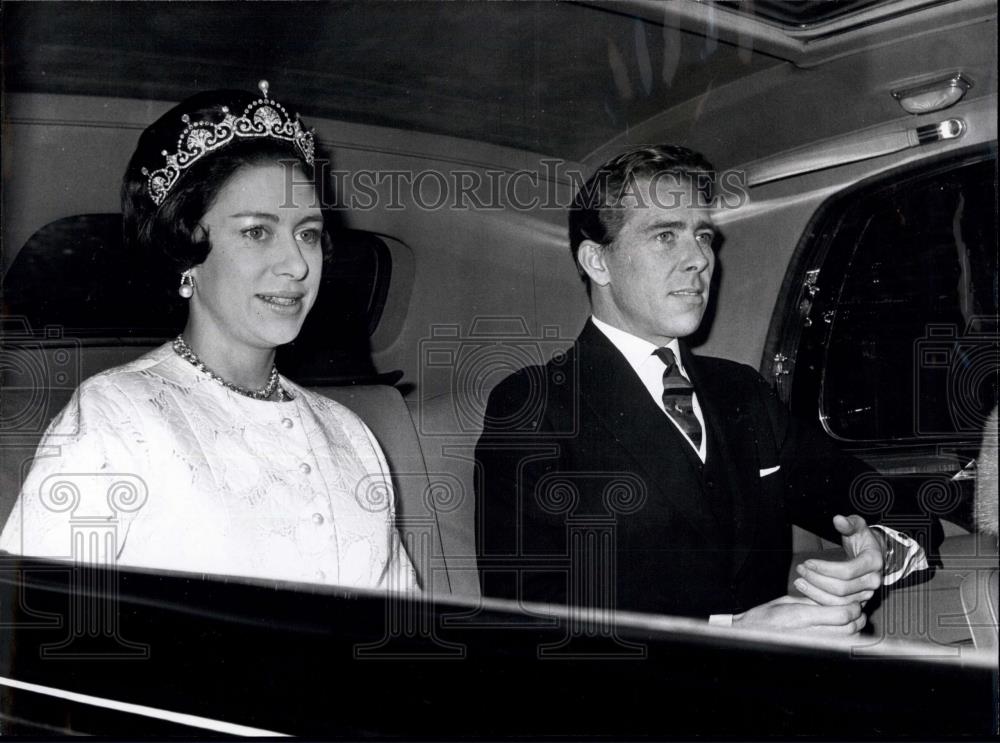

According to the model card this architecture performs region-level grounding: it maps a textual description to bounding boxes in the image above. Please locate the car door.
[764,146,998,645]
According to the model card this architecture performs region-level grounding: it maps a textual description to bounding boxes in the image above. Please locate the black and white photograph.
[0,0,997,737]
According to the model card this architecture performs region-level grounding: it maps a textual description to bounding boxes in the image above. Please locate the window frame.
[763,144,997,440]
[761,145,997,531]
[0,554,995,736]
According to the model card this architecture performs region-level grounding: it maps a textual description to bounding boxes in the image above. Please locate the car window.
[819,157,998,443]
[769,152,998,533]
[781,153,998,448]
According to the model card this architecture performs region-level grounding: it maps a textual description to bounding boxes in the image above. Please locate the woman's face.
[189,162,323,354]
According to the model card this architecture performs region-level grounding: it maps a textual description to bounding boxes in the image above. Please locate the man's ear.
[577,240,611,288]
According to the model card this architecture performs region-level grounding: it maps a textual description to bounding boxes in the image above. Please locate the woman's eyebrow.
[294,212,324,227]
[228,211,280,222]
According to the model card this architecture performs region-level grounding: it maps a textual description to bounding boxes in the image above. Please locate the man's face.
[592,176,715,345]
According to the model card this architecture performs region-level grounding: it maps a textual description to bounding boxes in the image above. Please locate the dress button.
[311,512,325,525]
[299,462,312,475]
[281,418,294,429]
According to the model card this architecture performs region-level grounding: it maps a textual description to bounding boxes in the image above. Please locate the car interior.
[1,0,997,735]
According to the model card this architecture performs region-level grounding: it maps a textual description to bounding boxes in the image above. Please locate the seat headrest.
[3,214,397,386]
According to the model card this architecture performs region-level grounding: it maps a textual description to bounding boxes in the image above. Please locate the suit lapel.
[577,323,718,542]
[681,345,762,577]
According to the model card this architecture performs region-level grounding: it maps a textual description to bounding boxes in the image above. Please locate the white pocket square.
[759,465,781,477]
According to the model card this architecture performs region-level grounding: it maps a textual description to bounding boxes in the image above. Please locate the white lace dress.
[0,343,417,591]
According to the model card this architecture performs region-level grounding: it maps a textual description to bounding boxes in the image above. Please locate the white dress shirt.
[591,316,707,462]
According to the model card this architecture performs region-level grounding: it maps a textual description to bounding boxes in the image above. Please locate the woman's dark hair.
[568,145,715,294]
[122,89,327,272]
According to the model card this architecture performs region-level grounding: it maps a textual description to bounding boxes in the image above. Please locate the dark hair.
[121,89,327,272]
[568,145,715,294]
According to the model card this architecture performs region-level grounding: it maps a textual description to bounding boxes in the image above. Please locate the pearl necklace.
[172,335,290,401]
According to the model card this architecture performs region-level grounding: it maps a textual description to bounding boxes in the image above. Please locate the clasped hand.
[794,514,884,605]
[733,515,883,634]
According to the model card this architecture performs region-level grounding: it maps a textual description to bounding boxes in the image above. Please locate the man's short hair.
[568,144,715,293]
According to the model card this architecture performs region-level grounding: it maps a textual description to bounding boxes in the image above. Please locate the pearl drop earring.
[178,270,195,299]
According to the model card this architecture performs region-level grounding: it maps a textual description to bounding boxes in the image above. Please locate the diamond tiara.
[141,80,316,206]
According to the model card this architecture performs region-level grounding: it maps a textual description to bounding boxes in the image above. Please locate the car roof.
[4,0,996,165]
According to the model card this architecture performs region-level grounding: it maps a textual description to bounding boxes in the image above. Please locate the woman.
[0,82,416,591]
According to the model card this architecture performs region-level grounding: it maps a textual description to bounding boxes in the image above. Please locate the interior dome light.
[892,73,972,114]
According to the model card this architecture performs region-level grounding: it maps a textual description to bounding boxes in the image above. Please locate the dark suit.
[475,320,870,618]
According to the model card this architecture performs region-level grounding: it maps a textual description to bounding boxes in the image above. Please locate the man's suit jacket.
[474,320,871,618]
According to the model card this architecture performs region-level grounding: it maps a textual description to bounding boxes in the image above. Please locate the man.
[475,145,926,631]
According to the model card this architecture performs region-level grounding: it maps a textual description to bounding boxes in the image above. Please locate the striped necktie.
[653,347,702,450]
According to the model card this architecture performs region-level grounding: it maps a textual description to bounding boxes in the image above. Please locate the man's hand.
[732,595,866,635]
[793,514,884,606]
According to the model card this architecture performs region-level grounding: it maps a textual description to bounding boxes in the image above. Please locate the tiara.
[142,80,315,206]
